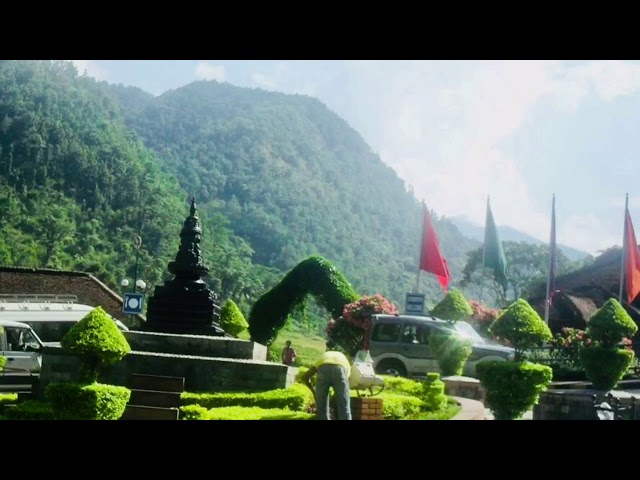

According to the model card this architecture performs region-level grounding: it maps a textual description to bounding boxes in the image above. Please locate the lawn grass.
[269,329,328,367]
[236,326,327,367]
[405,398,461,420]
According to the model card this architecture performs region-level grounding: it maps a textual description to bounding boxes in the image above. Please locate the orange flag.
[419,204,450,293]
[624,209,640,303]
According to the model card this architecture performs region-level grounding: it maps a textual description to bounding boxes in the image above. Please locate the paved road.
[484,408,533,420]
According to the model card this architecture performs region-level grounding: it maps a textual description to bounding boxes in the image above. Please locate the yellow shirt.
[316,351,351,375]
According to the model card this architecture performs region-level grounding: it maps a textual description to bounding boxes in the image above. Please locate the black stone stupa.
[145,198,225,336]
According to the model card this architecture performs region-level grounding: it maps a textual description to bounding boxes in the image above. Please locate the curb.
[450,396,486,420]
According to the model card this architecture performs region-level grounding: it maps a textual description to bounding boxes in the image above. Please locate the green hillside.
[0,60,481,335]
[111,80,480,308]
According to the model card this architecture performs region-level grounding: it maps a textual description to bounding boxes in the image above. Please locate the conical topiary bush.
[586,298,638,347]
[478,299,553,420]
[48,306,132,420]
[220,299,249,337]
[489,298,552,359]
[430,288,473,321]
[61,306,131,383]
[580,298,638,391]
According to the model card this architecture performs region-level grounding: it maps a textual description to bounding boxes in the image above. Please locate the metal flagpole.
[479,196,489,303]
[544,194,555,325]
[619,193,629,303]
[416,202,425,293]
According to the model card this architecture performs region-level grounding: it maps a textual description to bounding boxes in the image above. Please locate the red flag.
[624,209,640,303]
[419,205,450,292]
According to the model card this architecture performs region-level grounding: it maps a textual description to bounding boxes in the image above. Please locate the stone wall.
[0,267,143,324]
[534,389,640,420]
[442,376,486,403]
[37,346,294,397]
[124,331,267,360]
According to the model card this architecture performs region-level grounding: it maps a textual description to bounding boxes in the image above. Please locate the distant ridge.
[449,216,590,262]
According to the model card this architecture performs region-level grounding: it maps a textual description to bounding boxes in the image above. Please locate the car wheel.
[375,359,407,377]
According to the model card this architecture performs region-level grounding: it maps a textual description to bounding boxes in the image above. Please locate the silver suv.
[370,314,515,378]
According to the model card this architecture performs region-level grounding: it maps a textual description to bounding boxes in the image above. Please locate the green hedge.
[220,299,249,336]
[180,404,209,420]
[0,393,18,407]
[429,333,473,376]
[477,361,552,420]
[181,383,314,412]
[182,405,316,420]
[580,347,634,391]
[377,392,425,420]
[4,400,55,420]
[379,375,424,397]
[248,256,360,345]
[0,356,5,371]
[46,382,131,420]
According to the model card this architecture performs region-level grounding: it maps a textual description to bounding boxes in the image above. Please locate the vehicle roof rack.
[0,294,78,304]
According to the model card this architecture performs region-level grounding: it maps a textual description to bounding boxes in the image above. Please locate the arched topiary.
[430,288,473,321]
[586,298,638,347]
[61,306,131,383]
[489,298,552,360]
[220,299,249,337]
[249,256,359,346]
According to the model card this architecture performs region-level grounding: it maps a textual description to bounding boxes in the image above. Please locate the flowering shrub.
[326,294,398,357]
[467,300,502,338]
[543,328,592,370]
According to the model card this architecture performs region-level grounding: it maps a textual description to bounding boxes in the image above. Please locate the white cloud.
[608,195,640,210]
[328,60,640,255]
[560,213,621,254]
[70,60,108,80]
[251,72,278,89]
[250,62,291,90]
[194,62,226,82]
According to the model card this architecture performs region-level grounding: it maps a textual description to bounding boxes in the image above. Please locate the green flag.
[483,198,508,292]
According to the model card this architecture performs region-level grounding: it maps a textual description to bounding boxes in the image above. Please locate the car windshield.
[442,321,486,344]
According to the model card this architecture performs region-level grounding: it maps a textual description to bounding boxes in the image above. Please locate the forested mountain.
[0,60,481,333]
[110,80,481,307]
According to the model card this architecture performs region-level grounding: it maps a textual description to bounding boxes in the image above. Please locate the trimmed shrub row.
[46,382,131,420]
[181,383,314,412]
[181,405,315,420]
[4,400,55,420]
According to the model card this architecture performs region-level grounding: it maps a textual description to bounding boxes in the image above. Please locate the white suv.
[369,314,515,378]
[0,320,45,392]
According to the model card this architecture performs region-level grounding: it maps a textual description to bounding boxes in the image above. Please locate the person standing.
[281,340,298,366]
[301,343,352,420]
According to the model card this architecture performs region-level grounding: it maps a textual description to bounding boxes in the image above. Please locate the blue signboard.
[405,293,425,315]
[123,293,144,315]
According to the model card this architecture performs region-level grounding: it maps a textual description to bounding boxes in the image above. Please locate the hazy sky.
[72,60,640,255]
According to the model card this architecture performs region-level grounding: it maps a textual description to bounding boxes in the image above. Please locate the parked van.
[0,295,129,343]
[0,319,45,392]
[369,314,515,378]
